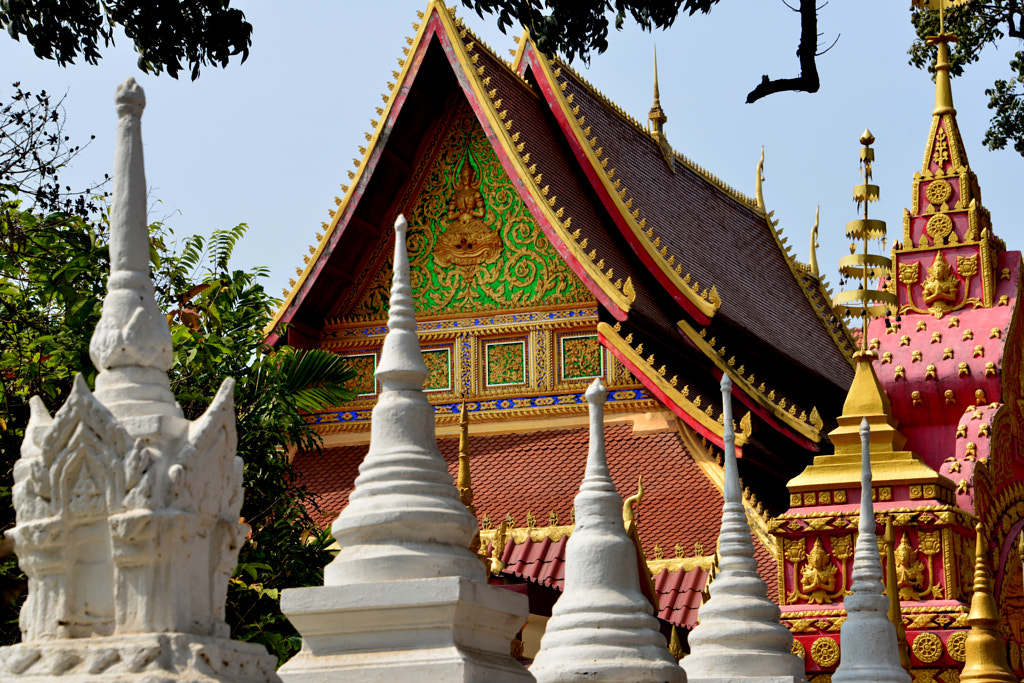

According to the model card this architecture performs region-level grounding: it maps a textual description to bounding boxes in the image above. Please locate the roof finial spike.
[754,146,766,211]
[647,44,667,135]
[809,205,820,278]
[930,35,957,116]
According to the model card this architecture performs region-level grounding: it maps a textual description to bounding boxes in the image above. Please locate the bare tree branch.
[746,0,821,103]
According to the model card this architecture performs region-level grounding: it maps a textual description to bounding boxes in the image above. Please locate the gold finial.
[622,475,644,526]
[755,146,766,211]
[457,401,475,515]
[960,523,1017,682]
[648,46,667,134]
[883,517,911,670]
[833,130,896,356]
[928,32,959,116]
[808,205,820,278]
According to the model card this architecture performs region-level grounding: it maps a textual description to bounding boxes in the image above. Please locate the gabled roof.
[269,0,854,466]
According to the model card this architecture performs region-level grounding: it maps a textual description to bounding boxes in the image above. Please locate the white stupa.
[682,375,804,683]
[529,378,684,683]
[278,215,531,682]
[832,419,910,683]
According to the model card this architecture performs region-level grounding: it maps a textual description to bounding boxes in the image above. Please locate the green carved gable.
[350,103,592,320]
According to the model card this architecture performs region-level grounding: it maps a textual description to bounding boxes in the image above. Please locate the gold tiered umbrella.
[832,130,897,353]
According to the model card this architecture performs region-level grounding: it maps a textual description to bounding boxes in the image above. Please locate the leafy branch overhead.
[0,0,252,79]
[458,0,837,103]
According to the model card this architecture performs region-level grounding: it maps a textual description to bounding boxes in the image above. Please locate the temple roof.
[266,0,856,462]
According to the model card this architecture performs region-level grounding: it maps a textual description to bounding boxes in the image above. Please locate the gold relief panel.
[559,333,604,383]
[344,353,377,397]
[484,339,528,388]
[422,348,452,393]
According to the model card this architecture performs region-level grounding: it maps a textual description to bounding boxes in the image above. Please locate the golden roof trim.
[530,45,720,321]
[267,1,440,334]
[677,319,823,443]
[444,13,632,316]
[598,321,748,447]
[648,555,716,574]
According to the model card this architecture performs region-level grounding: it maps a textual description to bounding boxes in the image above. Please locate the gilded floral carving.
[351,104,592,319]
[486,342,525,386]
[562,335,601,380]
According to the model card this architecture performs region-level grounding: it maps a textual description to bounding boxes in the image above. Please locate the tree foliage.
[0,84,352,663]
[912,2,1024,157]
[458,0,832,103]
[1,0,252,80]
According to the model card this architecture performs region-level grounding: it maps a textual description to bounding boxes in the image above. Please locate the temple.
[270,1,1024,679]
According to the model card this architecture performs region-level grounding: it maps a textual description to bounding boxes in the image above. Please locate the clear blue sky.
[3,1,1020,305]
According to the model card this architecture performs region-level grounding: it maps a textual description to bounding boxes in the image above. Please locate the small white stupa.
[529,378,684,683]
[832,419,911,683]
[278,215,531,682]
[682,375,804,683]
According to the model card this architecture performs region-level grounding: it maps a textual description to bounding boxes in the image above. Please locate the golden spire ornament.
[960,523,1016,683]
[832,130,897,355]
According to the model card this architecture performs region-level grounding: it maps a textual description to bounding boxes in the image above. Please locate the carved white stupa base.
[0,632,279,682]
[278,576,532,682]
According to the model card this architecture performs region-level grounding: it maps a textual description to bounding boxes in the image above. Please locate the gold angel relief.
[785,535,854,605]
[894,531,943,600]
[898,250,980,318]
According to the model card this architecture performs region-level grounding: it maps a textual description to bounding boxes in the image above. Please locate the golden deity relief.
[922,251,959,308]
[434,162,503,268]
[897,249,981,318]
[785,535,853,605]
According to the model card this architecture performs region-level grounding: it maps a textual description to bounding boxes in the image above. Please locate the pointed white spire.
[832,419,910,683]
[682,375,804,683]
[530,378,683,683]
[89,77,178,425]
[323,214,482,586]
[280,214,530,682]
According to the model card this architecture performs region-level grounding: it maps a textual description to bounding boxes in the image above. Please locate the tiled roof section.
[293,424,724,559]
[502,535,568,590]
[653,565,710,628]
[532,47,853,390]
[293,422,782,624]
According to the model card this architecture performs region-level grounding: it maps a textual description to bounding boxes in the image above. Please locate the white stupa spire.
[280,215,530,681]
[323,214,482,586]
[682,375,804,683]
[530,378,684,683]
[89,77,178,426]
[832,419,910,683]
